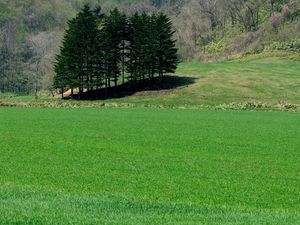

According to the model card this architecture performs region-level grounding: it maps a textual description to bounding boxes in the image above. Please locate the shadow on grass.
[73,75,196,100]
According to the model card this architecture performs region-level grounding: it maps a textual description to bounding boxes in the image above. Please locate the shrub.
[269,12,282,30]
[266,39,300,52]
[295,22,300,31]
[281,5,292,19]
[230,29,264,54]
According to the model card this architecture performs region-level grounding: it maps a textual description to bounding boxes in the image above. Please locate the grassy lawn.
[0,107,299,224]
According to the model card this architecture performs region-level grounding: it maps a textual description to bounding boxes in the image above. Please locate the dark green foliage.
[271,0,290,12]
[54,5,178,99]
[126,12,179,83]
[102,8,124,94]
[54,4,104,98]
[127,12,148,82]
[53,54,67,98]
[154,13,179,79]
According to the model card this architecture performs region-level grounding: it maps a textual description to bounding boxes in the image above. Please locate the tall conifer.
[154,13,179,81]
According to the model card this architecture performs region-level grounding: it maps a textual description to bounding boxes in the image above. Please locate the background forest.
[0,0,300,94]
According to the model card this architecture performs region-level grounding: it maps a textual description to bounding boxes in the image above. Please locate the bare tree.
[29,32,59,98]
[224,0,263,31]
[197,0,223,30]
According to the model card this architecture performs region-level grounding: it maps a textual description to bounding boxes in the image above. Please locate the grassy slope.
[122,54,300,106]
[1,54,299,109]
[0,107,299,224]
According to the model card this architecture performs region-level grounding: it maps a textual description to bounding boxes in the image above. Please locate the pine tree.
[127,12,146,83]
[54,4,102,99]
[76,4,101,95]
[103,8,124,96]
[153,13,179,82]
[54,16,80,98]
[93,6,105,97]
[119,12,129,85]
[54,54,67,98]
[145,13,158,81]
[126,13,138,83]
[139,12,152,83]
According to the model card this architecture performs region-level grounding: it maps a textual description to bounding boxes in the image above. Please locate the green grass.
[123,55,300,106]
[1,54,300,109]
[0,107,300,224]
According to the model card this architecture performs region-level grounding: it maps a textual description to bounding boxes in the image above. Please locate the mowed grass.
[0,107,300,224]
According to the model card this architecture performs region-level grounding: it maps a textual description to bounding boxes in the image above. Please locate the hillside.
[1,54,300,111]
[120,54,300,108]
[0,0,300,94]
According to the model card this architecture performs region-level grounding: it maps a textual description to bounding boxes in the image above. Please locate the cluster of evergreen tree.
[54,4,178,99]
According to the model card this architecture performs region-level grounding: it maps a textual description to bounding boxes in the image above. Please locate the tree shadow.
[73,75,196,100]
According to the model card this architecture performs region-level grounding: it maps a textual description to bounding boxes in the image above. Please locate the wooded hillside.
[0,0,299,94]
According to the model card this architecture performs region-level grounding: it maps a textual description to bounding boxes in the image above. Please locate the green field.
[0,107,299,224]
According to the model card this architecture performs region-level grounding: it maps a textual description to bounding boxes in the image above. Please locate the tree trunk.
[35,80,38,100]
[159,70,163,84]
[96,76,99,92]
[114,75,118,97]
[71,87,74,99]
[122,42,125,85]
[148,66,151,82]
[61,87,64,99]
[105,78,108,99]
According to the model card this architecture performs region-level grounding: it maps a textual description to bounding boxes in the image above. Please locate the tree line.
[54,4,178,99]
[174,0,300,59]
